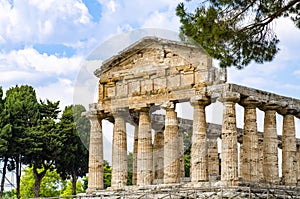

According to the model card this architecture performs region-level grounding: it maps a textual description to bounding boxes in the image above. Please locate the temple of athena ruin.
[83,37,300,198]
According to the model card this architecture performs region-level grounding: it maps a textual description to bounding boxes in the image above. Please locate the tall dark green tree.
[56,105,90,196]
[3,85,39,199]
[22,99,61,198]
[0,86,9,198]
[176,0,300,69]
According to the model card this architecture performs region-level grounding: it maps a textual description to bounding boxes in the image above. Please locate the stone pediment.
[95,37,210,80]
[94,37,226,102]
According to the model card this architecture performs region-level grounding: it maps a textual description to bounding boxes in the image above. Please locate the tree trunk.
[32,166,47,198]
[0,157,8,198]
[16,156,21,199]
[71,171,77,196]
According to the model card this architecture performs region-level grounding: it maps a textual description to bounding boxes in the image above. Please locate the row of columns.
[86,92,299,192]
[223,93,298,186]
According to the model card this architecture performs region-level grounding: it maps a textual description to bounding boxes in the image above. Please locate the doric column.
[190,95,210,182]
[297,145,300,182]
[132,125,138,185]
[258,138,264,181]
[86,112,104,192]
[162,101,180,184]
[239,97,260,183]
[207,129,219,180]
[261,105,279,184]
[178,129,185,179]
[280,107,297,185]
[111,110,128,187]
[136,107,153,185]
[219,92,240,186]
[153,128,164,180]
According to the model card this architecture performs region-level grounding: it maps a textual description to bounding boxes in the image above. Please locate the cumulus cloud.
[36,78,75,110]
[0,47,83,75]
[0,0,92,44]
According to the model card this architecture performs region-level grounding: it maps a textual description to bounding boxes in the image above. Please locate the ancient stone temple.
[84,37,300,197]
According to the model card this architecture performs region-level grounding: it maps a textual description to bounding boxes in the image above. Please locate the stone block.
[116,82,128,96]
[167,75,180,88]
[128,80,140,96]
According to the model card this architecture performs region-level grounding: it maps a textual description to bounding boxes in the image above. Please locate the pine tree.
[56,105,90,196]
[176,0,300,69]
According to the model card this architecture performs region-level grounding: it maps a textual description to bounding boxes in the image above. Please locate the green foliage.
[82,176,88,190]
[176,0,300,69]
[3,85,40,157]
[127,152,133,185]
[3,85,40,198]
[56,105,89,179]
[2,190,17,199]
[60,180,85,197]
[184,153,190,177]
[20,166,65,199]
[56,105,89,195]
[103,161,112,188]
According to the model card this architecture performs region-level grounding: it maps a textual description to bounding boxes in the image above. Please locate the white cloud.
[0,47,83,76]
[36,78,74,110]
[0,0,92,44]
[0,47,83,110]
[107,0,117,13]
[141,9,180,31]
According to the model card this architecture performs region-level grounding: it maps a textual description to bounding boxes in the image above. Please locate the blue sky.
[1,0,300,166]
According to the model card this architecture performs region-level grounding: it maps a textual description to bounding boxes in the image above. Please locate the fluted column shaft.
[240,99,260,183]
[258,139,264,181]
[163,101,180,184]
[137,108,153,185]
[263,109,279,184]
[178,130,185,178]
[207,132,219,180]
[282,114,297,185]
[219,92,239,186]
[111,112,128,187]
[132,125,138,185]
[153,129,164,179]
[87,114,104,192]
[297,145,300,182]
[190,96,210,182]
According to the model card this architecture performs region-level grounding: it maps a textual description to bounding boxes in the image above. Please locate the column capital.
[161,101,176,111]
[134,106,151,113]
[259,101,281,111]
[84,111,106,120]
[296,112,300,119]
[277,105,299,115]
[190,95,211,107]
[239,96,261,108]
[218,92,240,103]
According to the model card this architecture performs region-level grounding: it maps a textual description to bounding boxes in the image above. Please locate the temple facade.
[84,37,300,193]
